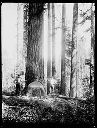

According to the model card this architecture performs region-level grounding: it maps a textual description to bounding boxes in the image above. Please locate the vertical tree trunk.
[70,3,78,98]
[90,3,95,95]
[43,3,48,94]
[61,4,66,96]
[52,3,56,77]
[39,12,44,83]
[25,4,45,94]
[24,4,29,92]
[47,3,52,94]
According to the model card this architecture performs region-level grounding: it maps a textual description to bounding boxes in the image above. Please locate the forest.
[2,3,95,128]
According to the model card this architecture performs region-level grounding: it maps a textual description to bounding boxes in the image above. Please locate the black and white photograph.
[1,3,95,128]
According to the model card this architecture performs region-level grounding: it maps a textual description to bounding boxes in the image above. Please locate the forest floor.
[2,92,95,128]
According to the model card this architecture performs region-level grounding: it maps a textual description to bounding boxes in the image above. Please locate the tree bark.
[39,13,44,83]
[70,3,78,98]
[43,4,48,94]
[90,3,95,95]
[47,3,52,94]
[52,3,56,77]
[61,4,66,96]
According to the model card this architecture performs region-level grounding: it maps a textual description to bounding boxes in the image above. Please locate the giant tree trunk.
[61,4,66,96]
[70,3,78,98]
[25,4,45,93]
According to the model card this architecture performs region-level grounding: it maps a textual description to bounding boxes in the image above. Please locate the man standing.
[15,75,21,96]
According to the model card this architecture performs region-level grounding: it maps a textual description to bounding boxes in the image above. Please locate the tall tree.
[90,3,95,95]
[52,3,56,77]
[70,3,78,97]
[38,12,44,84]
[79,3,95,97]
[47,3,52,94]
[65,29,73,97]
[24,4,45,93]
[43,3,48,94]
[61,3,66,96]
